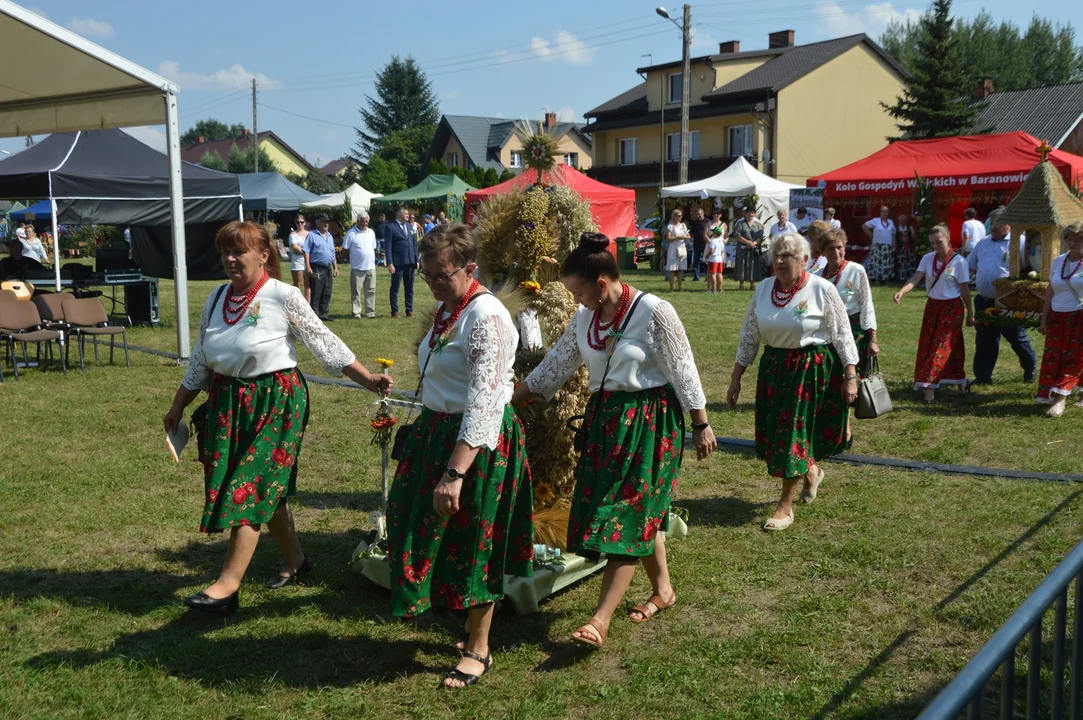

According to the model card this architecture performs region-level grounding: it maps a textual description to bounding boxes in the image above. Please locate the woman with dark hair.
[288,214,311,303]
[387,223,534,689]
[512,233,716,649]
[163,221,392,616]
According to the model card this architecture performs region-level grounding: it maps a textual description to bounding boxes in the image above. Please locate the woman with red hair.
[163,221,392,616]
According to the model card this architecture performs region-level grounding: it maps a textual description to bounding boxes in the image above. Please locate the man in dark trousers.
[383,206,418,318]
[689,206,710,282]
[303,213,338,321]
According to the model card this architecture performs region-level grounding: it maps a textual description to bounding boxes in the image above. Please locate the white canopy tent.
[660,157,803,219]
[303,183,382,215]
[0,1,194,357]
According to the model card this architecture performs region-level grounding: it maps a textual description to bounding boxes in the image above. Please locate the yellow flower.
[519,280,541,294]
[375,357,394,369]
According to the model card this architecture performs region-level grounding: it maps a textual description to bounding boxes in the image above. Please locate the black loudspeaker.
[125,279,160,324]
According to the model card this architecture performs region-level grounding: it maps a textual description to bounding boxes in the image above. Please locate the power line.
[257,102,357,129]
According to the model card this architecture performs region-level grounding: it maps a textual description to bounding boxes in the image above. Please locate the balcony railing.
[586,155,755,188]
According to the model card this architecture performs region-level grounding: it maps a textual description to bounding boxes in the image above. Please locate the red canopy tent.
[464,166,637,240]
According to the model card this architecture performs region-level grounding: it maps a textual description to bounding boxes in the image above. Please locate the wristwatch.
[693,422,710,431]
[445,466,466,480]
[844,372,858,381]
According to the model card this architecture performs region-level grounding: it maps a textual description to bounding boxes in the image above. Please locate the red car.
[634,217,661,264]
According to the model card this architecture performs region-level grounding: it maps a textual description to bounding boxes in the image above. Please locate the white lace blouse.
[525,293,707,412]
[182,279,355,390]
[417,293,518,451]
[736,275,859,368]
[812,261,877,330]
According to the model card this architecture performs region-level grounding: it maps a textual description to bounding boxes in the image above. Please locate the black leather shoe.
[1023,372,1036,383]
[266,556,313,589]
[184,590,238,616]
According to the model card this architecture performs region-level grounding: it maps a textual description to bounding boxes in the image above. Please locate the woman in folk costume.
[512,233,716,649]
[813,228,879,375]
[726,233,859,531]
[1037,222,1083,416]
[894,224,975,403]
[163,221,392,616]
[386,223,534,689]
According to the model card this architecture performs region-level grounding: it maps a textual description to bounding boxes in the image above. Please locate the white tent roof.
[303,183,382,213]
[660,157,802,199]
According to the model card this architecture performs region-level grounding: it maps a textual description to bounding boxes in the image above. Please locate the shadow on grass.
[810,486,1083,719]
[675,496,765,528]
[293,490,384,511]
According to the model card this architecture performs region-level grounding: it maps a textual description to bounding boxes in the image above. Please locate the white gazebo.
[660,157,802,219]
[303,183,382,215]
[0,1,194,357]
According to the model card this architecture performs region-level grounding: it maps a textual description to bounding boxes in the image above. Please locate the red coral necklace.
[429,279,480,348]
[222,272,268,325]
[771,271,808,308]
[1061,253,1083,281]
[588,283,631,351]
[932,251,953,284]
[821,259,848,286]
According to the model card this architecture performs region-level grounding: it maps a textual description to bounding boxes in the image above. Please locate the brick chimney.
[242,128,250,137]
[768,30,795,49]
[544,111,557,128]
[973,76,995,100]
[197,136,205,144]
[718,40,741,54]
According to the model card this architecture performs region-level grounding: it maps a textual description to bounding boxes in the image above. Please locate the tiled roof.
[438,115,589,171]
[586,82,650,117]
[320,157,353,175]
[181,131,316,174]
[972,82,1083,147]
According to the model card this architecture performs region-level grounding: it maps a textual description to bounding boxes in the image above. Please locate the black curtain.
[130,223,227,281]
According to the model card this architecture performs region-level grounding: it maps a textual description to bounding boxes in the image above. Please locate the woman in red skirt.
[894,225,975,403]
[1037,222,1083,417]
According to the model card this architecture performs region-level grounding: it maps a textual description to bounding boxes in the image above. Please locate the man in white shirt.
[960,207,985,256]
[768,209,797,237]
[342,212,378,319]
[793,207,813,235]
[967,209,1036,385]
[824,207,841,230]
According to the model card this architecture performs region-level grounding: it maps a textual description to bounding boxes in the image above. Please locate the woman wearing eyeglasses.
[288,214,310,303]
[386,223,534,689]
[727,233,858,531]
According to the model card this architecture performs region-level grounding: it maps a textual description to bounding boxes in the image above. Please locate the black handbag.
[390,291,491,461]
[566,292,645,453]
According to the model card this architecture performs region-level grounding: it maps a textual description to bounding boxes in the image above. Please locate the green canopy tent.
[369,174,476,221]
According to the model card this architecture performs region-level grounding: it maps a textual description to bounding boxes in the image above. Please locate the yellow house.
[181,130,316,177]
[585,32,909,219]
[425,113,593,176]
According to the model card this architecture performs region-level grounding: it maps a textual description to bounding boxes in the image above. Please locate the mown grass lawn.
[1,267,1079,719]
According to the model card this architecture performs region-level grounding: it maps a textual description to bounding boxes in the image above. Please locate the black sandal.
[441,650,492,689]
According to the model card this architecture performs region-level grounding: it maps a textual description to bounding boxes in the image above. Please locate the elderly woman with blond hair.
[163,221,393,617]
[726,233,858,531]
[664,208,692,292]
[1037,221,1083,416]
[813,228,878,373]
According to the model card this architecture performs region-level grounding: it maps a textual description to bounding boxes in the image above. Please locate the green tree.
[199,151,227,172]
[368,125,435,185]
[428,158,450,176]
[225,143,277,175]
[483,168,500,187]
[352,55,439,159]
[498,169,516,183]
[882,0,987,140]
[296,171,345,195]
[362,156,408,194]
[181,118,246,146]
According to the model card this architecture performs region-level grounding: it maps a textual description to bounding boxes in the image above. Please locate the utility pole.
[678,3,691,185]
[251,78,258,173]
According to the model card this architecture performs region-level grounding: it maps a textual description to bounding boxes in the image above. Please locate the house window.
[619,138,638,166]
[665,131,700,161]
[667,72,682,104]
[447,152,459,168]
[509,151,522,168]
[728,125,754,157]
[564,152,579,168]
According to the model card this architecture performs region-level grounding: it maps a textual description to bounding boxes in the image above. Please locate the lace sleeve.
[824,285,860,366]
[525,313,583,400]
[459,313,514,450]
[645,302,706,412]
[181,293,215,391]
[283,287,356,375]
[856,265,877,331]
[734,294,762,368]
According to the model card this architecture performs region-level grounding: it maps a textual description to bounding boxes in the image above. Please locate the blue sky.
[1,0,1079,166]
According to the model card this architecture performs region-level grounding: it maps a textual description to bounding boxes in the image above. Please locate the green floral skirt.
[568,385,684,559]
[199,369,309,533]
[850,315,870,377]
[387,405,534,618]
[754,345,850,479]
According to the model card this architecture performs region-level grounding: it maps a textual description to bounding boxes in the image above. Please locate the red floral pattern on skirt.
[1037,309,1083,401]
[914,298,966,389]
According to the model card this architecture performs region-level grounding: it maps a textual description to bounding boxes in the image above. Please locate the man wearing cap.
[383,206,418,318]
[342,212,378,319]
[0,237,46,281]
[303,213,339,321]
[422,214,435,235]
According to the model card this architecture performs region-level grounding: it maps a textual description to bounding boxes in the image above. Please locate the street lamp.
[655,5,691,185]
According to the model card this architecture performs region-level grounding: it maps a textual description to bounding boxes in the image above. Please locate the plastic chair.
[0,299,67,378]
[60,296,130,371]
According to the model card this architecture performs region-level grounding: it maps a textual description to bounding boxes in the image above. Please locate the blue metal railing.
[919,537,1083,720]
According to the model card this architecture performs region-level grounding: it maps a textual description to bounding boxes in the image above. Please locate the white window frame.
[447,152,459,168]
[728,124,754,158]
[509,151,522,168]
[618,138,638,166]
[665,131,700,162]
[667,72,682,105]
[564,152,579,168]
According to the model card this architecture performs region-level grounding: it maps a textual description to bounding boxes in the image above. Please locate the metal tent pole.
[164,90,191,359]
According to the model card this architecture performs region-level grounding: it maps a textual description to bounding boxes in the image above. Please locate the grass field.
[1,267,1080,719]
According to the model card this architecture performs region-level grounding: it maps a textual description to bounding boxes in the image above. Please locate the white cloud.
[68,17,114,39]
[690,26,716,53]
[816,1,923,39]
[157,61,283,91]
[441,90,461,101]
[529,30,594,65]
[123,126,166,153]
[554,106,576,122]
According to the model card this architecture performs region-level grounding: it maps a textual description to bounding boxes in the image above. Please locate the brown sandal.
[629,593,676,624]
[571,621,607,648]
